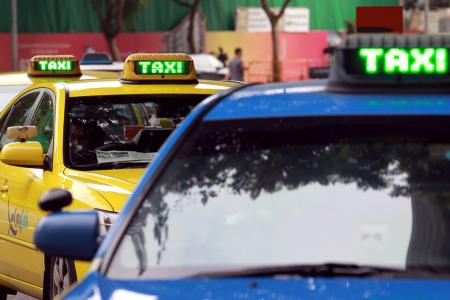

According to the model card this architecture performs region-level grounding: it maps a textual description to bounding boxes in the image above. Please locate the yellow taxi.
[0,53,237,299]
[0,55,118,112]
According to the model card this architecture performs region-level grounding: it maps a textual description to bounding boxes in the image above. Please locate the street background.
[0,0,409,82]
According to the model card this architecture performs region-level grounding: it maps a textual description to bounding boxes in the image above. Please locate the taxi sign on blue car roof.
[328,34,450,90]
[357,48,448,75]
[121,53,197,83]
[28,55,82,77]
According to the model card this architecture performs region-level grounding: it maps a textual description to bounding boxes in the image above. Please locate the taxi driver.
[69,118,105,165]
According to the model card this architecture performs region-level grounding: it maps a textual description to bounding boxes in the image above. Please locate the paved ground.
[7,293,36,300]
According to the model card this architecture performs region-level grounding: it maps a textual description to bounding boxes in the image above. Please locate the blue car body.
[69,273,450,299]
[63,80,450,299]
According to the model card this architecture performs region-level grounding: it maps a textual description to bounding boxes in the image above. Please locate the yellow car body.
[0,70,119,113]
[0,56,236,298]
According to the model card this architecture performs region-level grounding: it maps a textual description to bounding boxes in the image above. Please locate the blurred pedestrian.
[217,47,228,67]
[84,45,95,55]
[227,48,246,82]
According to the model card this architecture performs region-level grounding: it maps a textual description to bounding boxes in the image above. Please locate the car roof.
[204,80,450,121]
[0,71,119,86]
[64,79,237,97]
[80,62,124,72]
[190,53,226,71]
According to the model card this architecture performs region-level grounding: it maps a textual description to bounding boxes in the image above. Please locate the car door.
[0,89,56,287]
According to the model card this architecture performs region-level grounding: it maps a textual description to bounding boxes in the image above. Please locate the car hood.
[65,273,450,300]
[64,168,146,211]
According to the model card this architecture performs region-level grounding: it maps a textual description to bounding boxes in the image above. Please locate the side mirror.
[0,141,44,167]
[6,125,38,140]
[36,189,100,260]
[39,189,73,212]
[34,211,100,260]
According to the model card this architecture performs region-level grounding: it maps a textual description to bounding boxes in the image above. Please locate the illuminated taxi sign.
[28,55,81,77]
[35,60,74,72]
[328,34,450,89]
[122,53,197,82]
[357,48,448,75]
[135,60,189,75]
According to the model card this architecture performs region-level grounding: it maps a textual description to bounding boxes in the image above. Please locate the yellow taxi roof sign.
[121,53,197,83]
[28,55,82,77]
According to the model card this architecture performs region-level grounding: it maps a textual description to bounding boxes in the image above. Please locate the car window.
[0,85,30,112]
[80,52,112,64]
[108,116,450,279]
[66,94,207,170]
[29,91,54,153]
[0,90,41,149]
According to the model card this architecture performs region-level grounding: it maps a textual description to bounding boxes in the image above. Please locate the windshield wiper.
[189,263,450,279]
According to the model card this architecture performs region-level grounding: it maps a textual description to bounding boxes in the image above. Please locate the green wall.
[0,0,400,33]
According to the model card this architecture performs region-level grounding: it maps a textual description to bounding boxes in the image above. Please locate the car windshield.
[0,85,28,111]
[66,94,206,170]
[108,116,450,279]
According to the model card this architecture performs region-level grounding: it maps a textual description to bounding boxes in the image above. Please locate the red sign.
[0,34,12,72]
[356,6,403,33]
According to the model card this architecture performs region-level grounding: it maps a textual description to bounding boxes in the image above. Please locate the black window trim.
[0,88,44,150]
[24,89,44,125]
[29,88,55,127]
[30,88,56,170]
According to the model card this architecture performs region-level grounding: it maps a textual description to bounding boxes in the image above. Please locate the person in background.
[227,47,246,82]
[217,47,228,67]
[84,45,95,55]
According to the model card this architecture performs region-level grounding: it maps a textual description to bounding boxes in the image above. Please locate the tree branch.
[91,0,103,21]
[261,0,293,22]
[192,0,201,10]
[172,0,193,8]
[275,0,293,20]
[261,0,275,21]
[115,0,126,34]
[101,0,114,37]
[106,0,113,28]
[106,0,113,21]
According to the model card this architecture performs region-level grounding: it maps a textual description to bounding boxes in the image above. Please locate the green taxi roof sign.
[359,48,448,75]
[122,53,197,83]
[35,60,75,72]
[327,34,450,90]
[28,55,82,77]
[135,60,189,75]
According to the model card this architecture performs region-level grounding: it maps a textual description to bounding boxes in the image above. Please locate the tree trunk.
[188,10,196,53]
[187,0,202,54]
[106,36,121,61]
[271,21,282,82]
[261,0,292,82]
[406,191,450,267]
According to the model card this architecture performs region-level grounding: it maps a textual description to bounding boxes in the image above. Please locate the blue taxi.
[35,34,450,299]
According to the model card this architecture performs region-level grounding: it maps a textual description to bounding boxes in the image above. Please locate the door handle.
[0,186,8,192]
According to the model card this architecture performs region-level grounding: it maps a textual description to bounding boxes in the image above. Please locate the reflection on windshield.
[0,85,29,111]
[109,117,450,279]
[66,94,206,169]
